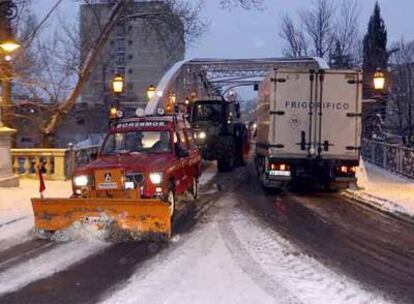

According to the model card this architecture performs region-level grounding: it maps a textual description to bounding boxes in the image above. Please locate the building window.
[128,69,133,74]
[116,24,126,36]
[128,40,133,45]
[117,39,125,51]
[116,53,125,65]
[128,25,133,31]
[128,54,133,60]
[127,83,134,91]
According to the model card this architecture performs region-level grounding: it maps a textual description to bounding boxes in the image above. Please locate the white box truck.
[255,68,362,190]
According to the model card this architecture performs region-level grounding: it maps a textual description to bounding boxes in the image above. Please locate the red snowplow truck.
[31,115,202,241]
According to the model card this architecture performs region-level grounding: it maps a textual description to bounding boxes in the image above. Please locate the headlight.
[198,131,206,139]
[73,175,89,187]
[149,172,163,185]
[125,181,135,189]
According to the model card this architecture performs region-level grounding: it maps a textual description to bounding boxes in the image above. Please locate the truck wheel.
[190,176,198,200]
[217,142,235,172]
[167,188,176,218]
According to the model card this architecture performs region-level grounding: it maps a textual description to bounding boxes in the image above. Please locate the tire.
[166,187,176,218]
[217,142,235,172]
[217,157,234,172]
[190,176,198,200]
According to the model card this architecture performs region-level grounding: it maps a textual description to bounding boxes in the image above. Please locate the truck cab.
[189,99,250,172]
[72,115,202,218]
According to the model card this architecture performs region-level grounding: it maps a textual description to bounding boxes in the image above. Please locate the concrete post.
[0,126,18,186]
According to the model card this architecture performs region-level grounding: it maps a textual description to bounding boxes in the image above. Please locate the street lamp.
[373,69,386,91]
[0,0,20,187]
[109,74,124,124]
[0,39,20,53]
[112,74,124,94]
[147,84,155,100]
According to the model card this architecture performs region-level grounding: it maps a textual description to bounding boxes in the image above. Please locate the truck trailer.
[255,68,362,190]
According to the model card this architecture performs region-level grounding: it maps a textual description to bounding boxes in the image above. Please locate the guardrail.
[11,145,100,181]
[361,138,414,179]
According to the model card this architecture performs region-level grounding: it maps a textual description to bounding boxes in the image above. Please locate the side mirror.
[235,102,241,118]
[176,144,189,158]
[179,149,189,158]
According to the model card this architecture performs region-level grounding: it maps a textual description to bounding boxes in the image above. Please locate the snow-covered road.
[101,191,389,304]
[0,163,412,303]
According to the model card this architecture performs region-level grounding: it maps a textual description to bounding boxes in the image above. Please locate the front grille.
[126,173,144,185]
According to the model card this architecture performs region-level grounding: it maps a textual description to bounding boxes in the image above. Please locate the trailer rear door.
[270,69,315,158]
[270,69,361,160]
[317,70,361,160]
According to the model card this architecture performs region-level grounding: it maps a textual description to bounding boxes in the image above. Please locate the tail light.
[337,165,357,175]
[270,163,290,171]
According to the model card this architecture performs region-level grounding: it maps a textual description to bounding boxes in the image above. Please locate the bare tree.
[334,0,359,57]
[299,0,336,58]
[279,0,361,65]
[11,0,208,146]
[388,39,414,143]
[279,14,308,57]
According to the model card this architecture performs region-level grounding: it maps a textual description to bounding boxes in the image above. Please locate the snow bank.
[346,159,414,218]
[0,179,72,244]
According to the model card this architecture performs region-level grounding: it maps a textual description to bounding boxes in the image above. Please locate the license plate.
[97,182,118,190]
[82,216,105,225]
[269,170,291,177]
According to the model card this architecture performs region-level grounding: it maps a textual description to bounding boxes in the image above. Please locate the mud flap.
[31,198,171,241]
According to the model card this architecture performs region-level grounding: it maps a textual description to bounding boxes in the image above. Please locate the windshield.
[192,102,223,122]
[102,131,172,155]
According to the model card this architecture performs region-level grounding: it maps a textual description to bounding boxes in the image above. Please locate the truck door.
[175,129,190,193]
[317,70,362,160]
[185,128,200,178]
[272,69,315,158]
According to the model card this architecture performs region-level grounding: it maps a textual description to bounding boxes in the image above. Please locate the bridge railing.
[11,145,100,181]
[362,138,414,179]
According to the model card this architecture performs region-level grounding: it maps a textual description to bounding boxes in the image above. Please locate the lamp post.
[370,68,387,140]
[147,84,155,100]
[109,74,123,123]
[0,0,19,187]
[373,69,386,91]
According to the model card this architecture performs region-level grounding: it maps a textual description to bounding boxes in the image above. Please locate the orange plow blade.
[31,198,171,241]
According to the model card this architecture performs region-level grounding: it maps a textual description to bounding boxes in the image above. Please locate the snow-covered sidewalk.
[0,179,71,245]
[345,159,414,218]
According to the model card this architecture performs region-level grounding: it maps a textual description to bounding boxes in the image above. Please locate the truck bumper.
[262,174,291,188]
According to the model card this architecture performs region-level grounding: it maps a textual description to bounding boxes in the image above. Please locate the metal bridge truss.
[145,57,328,115]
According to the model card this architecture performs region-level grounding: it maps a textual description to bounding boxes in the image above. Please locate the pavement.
[344,159,414,219]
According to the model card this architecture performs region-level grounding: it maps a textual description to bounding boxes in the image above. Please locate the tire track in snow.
[0,239,58,272]
[100,223,219,304]
[0,241,107,297]
[223,193,390,304]
[218,206,302,304]
[0,216,29,229]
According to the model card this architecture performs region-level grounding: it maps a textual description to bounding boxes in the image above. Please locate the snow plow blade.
[31,198,171,241]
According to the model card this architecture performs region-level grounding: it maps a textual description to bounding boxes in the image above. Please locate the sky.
[32,0,414,60]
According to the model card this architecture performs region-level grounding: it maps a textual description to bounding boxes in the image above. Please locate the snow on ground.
[0,179,72,246]
[345,159,414,217]
[0,241,108,296]
[100,193,390,304]
[199,161,216,187]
